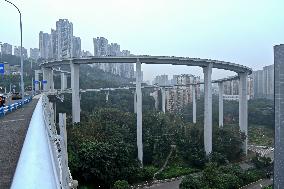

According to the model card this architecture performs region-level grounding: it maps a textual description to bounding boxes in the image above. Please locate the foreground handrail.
[11,95,76,189]
[11,96,61,189]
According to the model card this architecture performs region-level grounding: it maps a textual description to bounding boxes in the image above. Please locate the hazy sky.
[1,0,284,81]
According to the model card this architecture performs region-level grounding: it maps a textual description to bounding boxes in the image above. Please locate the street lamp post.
[4,0,24,98]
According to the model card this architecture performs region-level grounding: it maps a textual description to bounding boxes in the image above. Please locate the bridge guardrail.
[0,97,32,116]
[11,94,76,189]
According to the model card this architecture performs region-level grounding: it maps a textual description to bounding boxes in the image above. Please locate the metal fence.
[0,97,32,116]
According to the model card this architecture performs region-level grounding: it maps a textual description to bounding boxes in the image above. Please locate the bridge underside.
[0,99,38,189]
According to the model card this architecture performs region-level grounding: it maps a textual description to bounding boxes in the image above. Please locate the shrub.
[113,180,130,189]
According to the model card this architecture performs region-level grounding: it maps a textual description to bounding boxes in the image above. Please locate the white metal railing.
[11,94,76,189]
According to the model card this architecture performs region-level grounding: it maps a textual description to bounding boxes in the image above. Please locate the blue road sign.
[42,80,47,84]
[34,80,39,84]
[0,64,4,74]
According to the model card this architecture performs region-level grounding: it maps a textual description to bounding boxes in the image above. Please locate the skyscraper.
[56,19,73,59]
[30,48,40,60]
[14,46,28,59]
[72,36,81,58]
[93,37,134,78]
[50,29,58,59]
[39,31,51,59]
[252,65,274,99]
[1,43,12,55]
[93,37,108,56]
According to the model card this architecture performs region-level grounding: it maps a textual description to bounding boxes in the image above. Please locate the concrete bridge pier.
[203,63,213,156]
[218,82,224,127]
[61,73,67,91]
[71,62,80,123]
[105,91,109,102]
[154,90,159,110]
[192,85,196,124]
[239,72,248,155]
[161,87,166,113]
[136,60,143,165]
[34,70,41,91]
[42,68,52,92]
[134,91,137,113]
[50,70,54,92]
[150,90,159,110]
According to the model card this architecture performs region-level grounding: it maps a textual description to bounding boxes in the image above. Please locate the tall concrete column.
[239,72,248,155]
[203,63,213,155]
[34,70,40,91]
[161,87,166,113]
[105,91,109,102]
[61,73,67,91]
[134,91,137,113]
[218,82,224,127]
[42,67,51,92]
[50,70,54,92]
[274,44,284,188]
[154,90,159,110]
[192,85,196,124]
[64,74,68,89]
[71,62,80,123]
[150,90,159,110]
[136,60,143,165]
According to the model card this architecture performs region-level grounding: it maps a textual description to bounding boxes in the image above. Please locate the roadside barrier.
[0,97,32,117]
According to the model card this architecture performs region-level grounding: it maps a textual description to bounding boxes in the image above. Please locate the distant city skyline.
[1,0,284,80]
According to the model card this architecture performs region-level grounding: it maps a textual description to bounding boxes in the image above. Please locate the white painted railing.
[11,94,76,189]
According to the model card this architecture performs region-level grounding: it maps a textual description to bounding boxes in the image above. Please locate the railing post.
[59,113,69,188]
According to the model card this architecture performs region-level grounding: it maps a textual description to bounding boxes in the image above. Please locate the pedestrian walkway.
[0,98,38,189]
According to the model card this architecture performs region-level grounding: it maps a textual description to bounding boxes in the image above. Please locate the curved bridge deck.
[0,98,38,189]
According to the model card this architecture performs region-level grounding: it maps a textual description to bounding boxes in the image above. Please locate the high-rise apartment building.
[93,36,134,78]
[56,19,73,59]
[263,65,274,99]
[93,37,108,56]
[39,31,51,59]
[39,19,74,60]
[252,65,274,99]
[14,46,28,59]
[108,43,121,56]
[50,29,58,59]
[165,74,200,112]
[30,48,40,60]
[223,80,239,95]
[153,75,169,85]
[72,36,81,58]
[81,50,93,57]
[121,50,130,56]
[1,43,12,55]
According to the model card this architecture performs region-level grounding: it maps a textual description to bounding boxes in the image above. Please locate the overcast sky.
[1,0,284,81]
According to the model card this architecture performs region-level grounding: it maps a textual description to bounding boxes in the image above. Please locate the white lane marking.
[1,118,25,123]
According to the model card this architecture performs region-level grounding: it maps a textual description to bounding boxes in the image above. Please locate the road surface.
[241,179,273,189]
[142,179,181,189]
[0,98,38,189]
